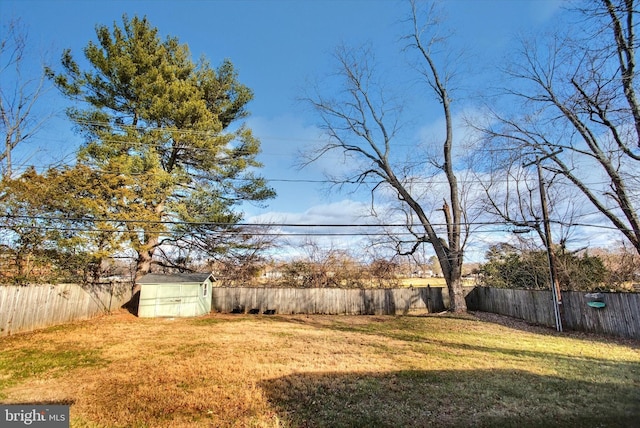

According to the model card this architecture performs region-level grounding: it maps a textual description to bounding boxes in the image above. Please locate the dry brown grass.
[1,310,638,427]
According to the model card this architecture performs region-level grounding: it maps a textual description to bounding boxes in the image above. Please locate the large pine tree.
[48,15,275,281]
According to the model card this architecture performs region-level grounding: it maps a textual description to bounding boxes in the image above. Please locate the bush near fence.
[465,287,640,339]
[211,286,446,315]
[0,282,131,336]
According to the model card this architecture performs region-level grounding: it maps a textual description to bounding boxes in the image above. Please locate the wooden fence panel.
[465,287,639,339]
[211,287,445,316]
[0,287,19,335]
[562,291,640,338]
[0,283,131,336]
[6,283,634,338]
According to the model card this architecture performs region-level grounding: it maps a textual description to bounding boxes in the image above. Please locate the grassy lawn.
[0,311,638,427]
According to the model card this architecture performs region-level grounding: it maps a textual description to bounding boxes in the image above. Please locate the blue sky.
[2,0,578,261]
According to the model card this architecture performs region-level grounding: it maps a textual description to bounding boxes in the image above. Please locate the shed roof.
[137,273,213,284]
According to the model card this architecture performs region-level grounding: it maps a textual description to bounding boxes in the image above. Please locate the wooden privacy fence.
[466,287,640,339]
[0,282,131,336]
[4,283,637,339]
[211,286,445,315]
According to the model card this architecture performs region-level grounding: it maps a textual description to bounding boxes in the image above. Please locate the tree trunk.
[131,202,164,294]
[131,234,159,295]
[443,254,467,313]
[133,250,152,295]
[124,241,157,315]
[447,276,467,313]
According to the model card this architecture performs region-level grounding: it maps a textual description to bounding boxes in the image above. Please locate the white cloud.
[248,199,371,227]
[246,199,378,259]
[529,0,564,24]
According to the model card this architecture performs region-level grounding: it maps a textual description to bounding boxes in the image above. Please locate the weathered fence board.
[0,283,131,336]
[4,283,636,340]
[465,287,640,339]
[211,286,445,315]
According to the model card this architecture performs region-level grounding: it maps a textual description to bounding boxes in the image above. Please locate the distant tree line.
[202,243,635,291]
[205,248,452,289]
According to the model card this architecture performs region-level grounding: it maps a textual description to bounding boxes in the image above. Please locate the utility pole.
[524,150,564,332]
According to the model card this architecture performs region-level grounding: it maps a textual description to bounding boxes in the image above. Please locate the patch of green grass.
[0,347,104,399]
[264,368,639,428]
[265,315,640,427]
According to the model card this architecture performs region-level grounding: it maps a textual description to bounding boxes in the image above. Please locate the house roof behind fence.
[137,273,214,284]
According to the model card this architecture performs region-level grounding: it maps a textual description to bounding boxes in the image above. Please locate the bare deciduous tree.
[477,148,581,252]
[303,1,468,311]
[0,18,52,179]
[481,0,640,254]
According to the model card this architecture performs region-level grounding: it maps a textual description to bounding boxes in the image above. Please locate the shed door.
[155,284,183,317]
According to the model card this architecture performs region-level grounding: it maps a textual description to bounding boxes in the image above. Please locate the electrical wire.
[5,121,635,239]
[0,212,625,237]
[8,159,620,187]
[0,213,608,228]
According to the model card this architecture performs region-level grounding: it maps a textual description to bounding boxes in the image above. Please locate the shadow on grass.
[274,312,640,349]
[260,369,639,428]
[273,315,640,370]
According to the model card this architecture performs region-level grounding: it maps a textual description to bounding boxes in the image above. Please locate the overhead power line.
[11,160,618,187]
[0,213,624,236]
[0,213,592,228]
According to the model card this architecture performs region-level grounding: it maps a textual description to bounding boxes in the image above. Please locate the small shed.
[137,273,214,318]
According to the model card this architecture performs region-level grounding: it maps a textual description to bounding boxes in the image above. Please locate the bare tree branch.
[0,18,53,179]
[301,1,469,312]
[478,0,640,254]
